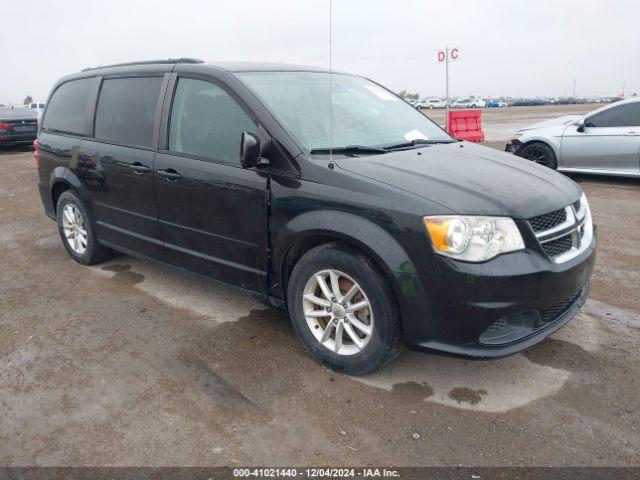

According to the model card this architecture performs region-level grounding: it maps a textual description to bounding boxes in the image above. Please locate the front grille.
[529,208,566,233]
[539,291,582,323]
[484,318,508,334]
[573,198,581,213]
[541,234,573,257]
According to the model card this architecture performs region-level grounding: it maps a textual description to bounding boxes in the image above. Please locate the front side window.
[237,72,452,152]
[42,78,93,135]
[168,78,257,165]
[586,102,640,128]
[94,76,163,147]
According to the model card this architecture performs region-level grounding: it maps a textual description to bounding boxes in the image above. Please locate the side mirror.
[240,131,264,168]
[575,118,586,133]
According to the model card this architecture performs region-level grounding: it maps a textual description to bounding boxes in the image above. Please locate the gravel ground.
[1,107,639,467]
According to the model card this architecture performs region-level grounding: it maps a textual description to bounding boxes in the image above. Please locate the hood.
[519,114,581,132]
[334,142,581,219]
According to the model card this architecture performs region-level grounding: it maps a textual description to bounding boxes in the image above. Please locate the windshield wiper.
[382,139,457,150]
[309,145,387,156]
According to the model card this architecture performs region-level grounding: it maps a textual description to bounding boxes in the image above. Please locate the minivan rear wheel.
[56,190,111,265]
[287,243,401,375]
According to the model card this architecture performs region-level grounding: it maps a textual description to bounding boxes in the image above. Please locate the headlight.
[423,216,525,262]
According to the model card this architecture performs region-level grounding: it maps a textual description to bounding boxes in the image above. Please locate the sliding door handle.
[130,162,151,174]
[157,168,182,181]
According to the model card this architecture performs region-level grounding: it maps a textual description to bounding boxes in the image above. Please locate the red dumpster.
[447,109,485,142]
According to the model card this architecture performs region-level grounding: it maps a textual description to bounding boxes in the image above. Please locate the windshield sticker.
[363,85,398,101]
[403,129,429,141]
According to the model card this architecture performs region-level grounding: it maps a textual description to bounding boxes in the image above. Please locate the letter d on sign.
[438,51,445,63]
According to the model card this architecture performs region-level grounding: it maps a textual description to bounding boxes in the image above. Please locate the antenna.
[328,0,334,169]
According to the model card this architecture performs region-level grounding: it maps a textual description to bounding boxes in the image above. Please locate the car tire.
[287,243,402,375]
[56,190,111,265]
[518,142,558,170]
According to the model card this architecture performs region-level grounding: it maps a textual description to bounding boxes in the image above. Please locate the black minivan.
[36,59,596,374]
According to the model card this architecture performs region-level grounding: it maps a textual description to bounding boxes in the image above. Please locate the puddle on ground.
[101,264,145,285]
[523,338,600,373]
[355,298,638,412]
[92,258,266,324]
[391,381,434,398]
[355,350,569,413]
[448,387,487,405]
[178,351,260,411]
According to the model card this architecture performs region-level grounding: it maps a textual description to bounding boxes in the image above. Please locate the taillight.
[0,122,12,130]
[34,139,40,170]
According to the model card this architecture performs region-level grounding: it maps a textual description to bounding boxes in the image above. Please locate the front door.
[154,77,268,292]
[561,101,640,173]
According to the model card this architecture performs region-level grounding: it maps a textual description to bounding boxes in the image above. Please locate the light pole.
[445,46,450,131]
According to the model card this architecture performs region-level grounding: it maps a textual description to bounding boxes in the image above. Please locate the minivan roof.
[80,59,332,74]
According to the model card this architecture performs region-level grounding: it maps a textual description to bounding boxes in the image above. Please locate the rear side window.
[42,78,93,135]
[168,78,256,165]
[94,77,163,147]
[587,103,640,128]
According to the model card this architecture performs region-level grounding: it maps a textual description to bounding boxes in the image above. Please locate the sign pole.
[445,46,450,132]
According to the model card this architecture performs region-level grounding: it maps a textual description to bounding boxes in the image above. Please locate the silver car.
[506,97,640,177]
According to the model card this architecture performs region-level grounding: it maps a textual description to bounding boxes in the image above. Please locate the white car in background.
[420,98,447,109]
[506,97,640,177]
[25,102,46,121]
[451,98,485,108]
[450,98,469,108]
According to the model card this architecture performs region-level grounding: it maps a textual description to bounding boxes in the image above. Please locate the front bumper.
[505,139,522,154]
[397,230,596,357]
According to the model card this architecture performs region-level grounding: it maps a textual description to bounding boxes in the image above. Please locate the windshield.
[237,71,452,151]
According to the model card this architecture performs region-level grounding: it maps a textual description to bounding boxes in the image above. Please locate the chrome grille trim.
[529,198,593,264]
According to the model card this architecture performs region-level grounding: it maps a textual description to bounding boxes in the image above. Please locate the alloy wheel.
[61,204,88,255]
[523,146,550,167]
[302,269,373,356]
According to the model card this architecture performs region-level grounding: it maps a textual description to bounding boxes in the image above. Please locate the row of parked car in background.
[408,96,625,109]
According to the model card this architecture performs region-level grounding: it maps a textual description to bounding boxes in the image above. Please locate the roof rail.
[81,58,204,72]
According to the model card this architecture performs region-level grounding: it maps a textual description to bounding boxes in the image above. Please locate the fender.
[517,134,562,161]
[272,209,430,312]
[49,166,94,214]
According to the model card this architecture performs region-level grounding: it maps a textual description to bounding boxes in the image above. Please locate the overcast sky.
[1,0,638,103]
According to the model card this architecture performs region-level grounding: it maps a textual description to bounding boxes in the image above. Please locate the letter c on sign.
[438,51,445,63]
[451,48,459,60]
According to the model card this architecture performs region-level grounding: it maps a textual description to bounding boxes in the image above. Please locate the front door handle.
[130,162,151,174]
[157,168,182,181]
[623,131,639,136]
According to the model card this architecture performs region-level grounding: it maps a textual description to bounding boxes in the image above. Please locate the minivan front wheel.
[56,190,111,265]
[287,243,401,375]
[303,269,374,356]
